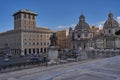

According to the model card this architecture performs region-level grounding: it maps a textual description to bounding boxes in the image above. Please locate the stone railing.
[86,49,120,59]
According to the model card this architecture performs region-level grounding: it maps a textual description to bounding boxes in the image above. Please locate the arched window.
[24,49,27,55]
[33,48,35,53]
[37,48,39,54]
[109,30,111,33]
[41,48,43,53]
[44,48,46,52]
[78,34,81,38]
[29,49,31,54]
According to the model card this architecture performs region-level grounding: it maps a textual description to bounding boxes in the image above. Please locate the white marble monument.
[48,46,59,64]
[48,33,59,64]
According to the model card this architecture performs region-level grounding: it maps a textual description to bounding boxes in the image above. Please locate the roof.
[13,9,38,16]
[75,14,90,31]
[103,12,119,29]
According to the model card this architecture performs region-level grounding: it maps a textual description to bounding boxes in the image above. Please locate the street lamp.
[43,56,48,67]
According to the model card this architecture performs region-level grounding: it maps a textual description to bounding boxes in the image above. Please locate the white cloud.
[116,16,120,24]
[94,20,105,29]
[56,16,120,30]
[57,26,68,29]
[94,16,120,29]
[56,24,76,30]
[71,24,76,27]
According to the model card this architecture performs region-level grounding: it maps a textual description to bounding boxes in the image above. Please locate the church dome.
[75,14,90,31]
[103,12,119,29]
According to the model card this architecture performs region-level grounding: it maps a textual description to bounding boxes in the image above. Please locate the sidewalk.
[1,56,119,80]
[0,59,91,80]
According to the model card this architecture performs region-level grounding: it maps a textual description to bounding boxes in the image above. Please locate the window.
[19,14,21,19]
[24,14,26,18]
[37,35,39,37]
[47,42,49,45]
[32,15,35,20]
[41,48,43,53]
[41,35,42,37]
[28,15,31,19]
[14,15,17,20]
[37,48,39,54]
[44,43,46,45]
[33,48,35,53]
[37,43,39,45]
[24,49,27,55]
[29,49,31,54]
[73,45,75,49]
[29,43,31,45]
[16,15,18,19]
[90,34,92,38]
[44,48,46,52]
[15,14,20,19]
[109,30,111,33]
[78,34,81,38]
[33,43,35,45]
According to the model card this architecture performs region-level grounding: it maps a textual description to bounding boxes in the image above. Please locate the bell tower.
[13,9,37,30]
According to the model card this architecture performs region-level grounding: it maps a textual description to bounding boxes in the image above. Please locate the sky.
[0,0,120,32]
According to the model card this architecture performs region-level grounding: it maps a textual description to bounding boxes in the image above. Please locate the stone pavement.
[0,56,120,80]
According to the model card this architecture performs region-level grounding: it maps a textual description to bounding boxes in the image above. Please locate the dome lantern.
[79,14,85,22]
[108,12,113,19]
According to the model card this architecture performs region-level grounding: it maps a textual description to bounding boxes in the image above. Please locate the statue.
[50,32,57,46]
[48,32,59,64]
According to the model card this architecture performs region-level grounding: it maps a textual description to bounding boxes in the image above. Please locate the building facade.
[103,12,120,49]
[56,30,69,49]
[69,14,93,50]
[90,26,103,38]
[0,10,52,55]
[92,12,120,49]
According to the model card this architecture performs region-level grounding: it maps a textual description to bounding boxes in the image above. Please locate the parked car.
[3,58,10,62]
[6,54,12,57]
[28,57,43,62]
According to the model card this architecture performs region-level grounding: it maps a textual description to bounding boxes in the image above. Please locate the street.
[0,56,120,80]
[0,56,30,66]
